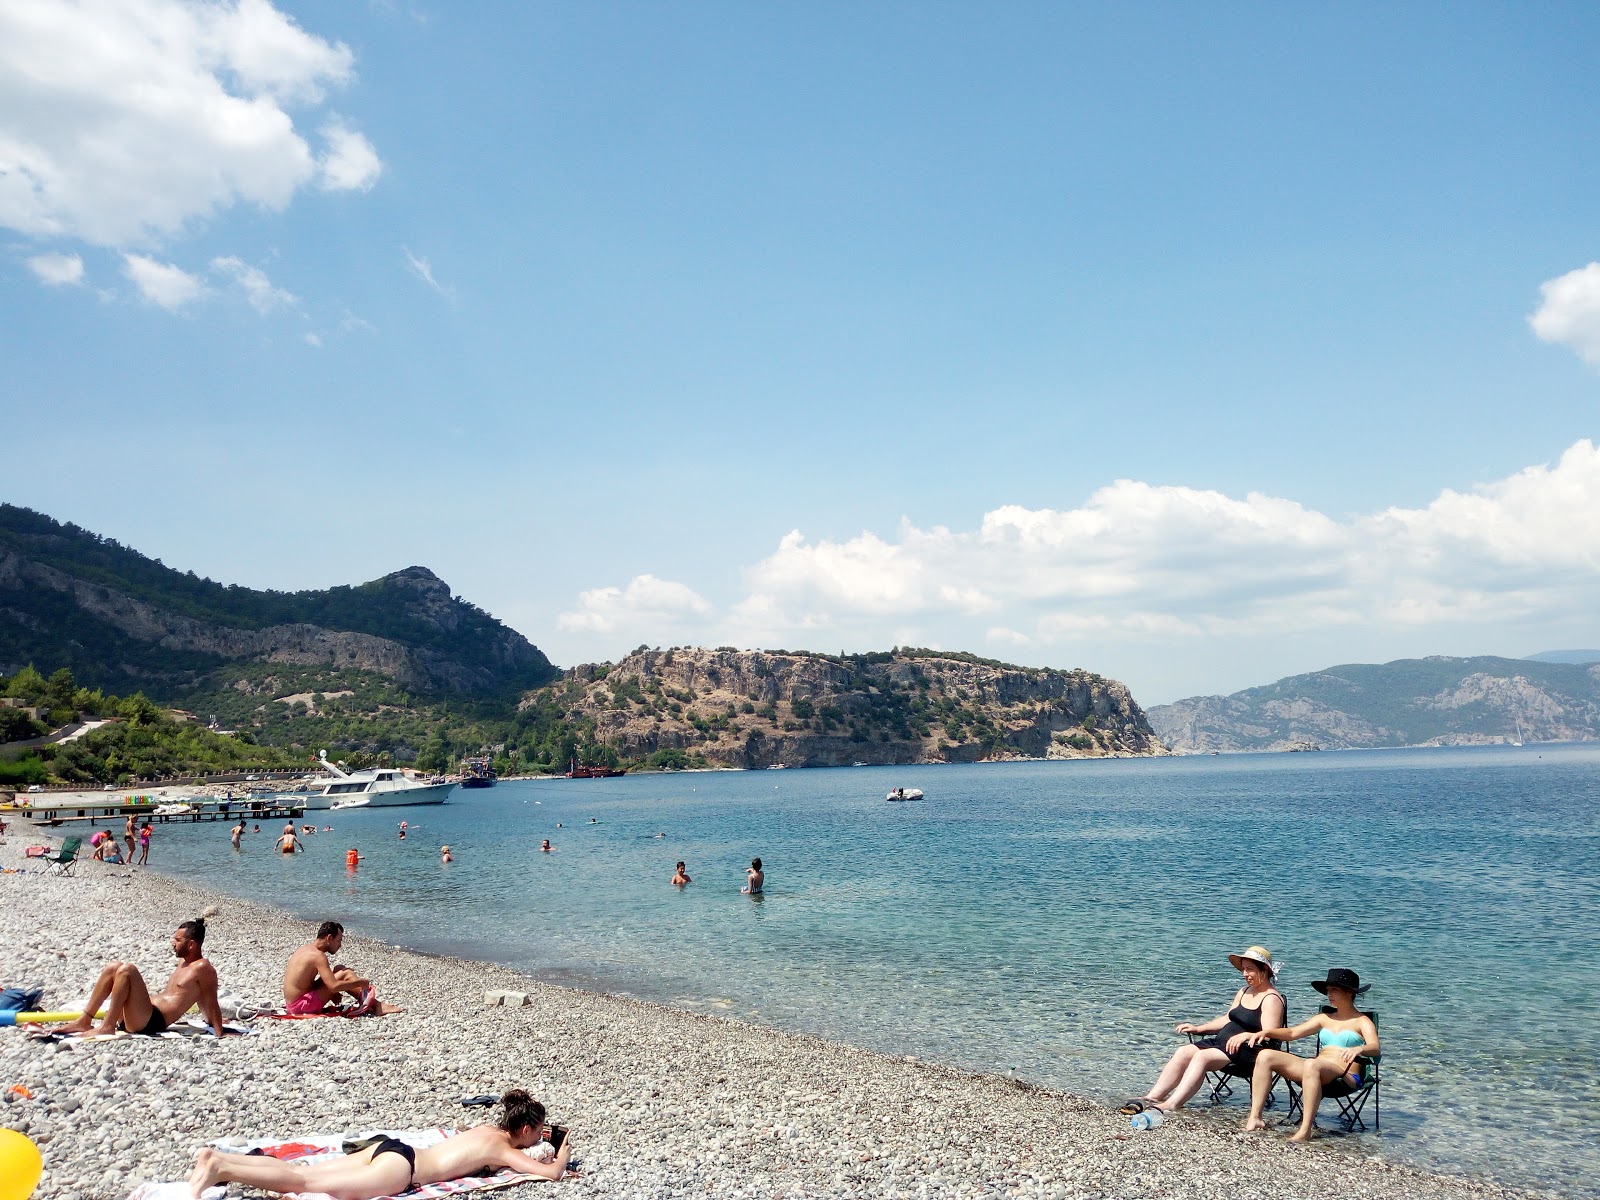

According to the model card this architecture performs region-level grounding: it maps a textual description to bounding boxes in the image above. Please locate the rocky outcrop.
[1148,655,1600,752]
[536,647,1167,768]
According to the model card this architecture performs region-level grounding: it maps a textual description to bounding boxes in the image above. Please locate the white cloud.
[304,331,323,347]
[319,119,382,191]
[123,253,206,309]
[557,575,713,635]
[0,0,379,248]
[551,442,1600,690]
[403,246,449,295]
[1529,263,1600,366]
[210,254,296,312]
[26,251,83,285]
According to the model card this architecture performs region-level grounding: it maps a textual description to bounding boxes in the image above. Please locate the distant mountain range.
[1524,649,1600,665]
[0,504,557,697]
[1148,655,1600,752]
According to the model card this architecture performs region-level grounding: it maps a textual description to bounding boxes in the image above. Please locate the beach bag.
[0,986,45,1012]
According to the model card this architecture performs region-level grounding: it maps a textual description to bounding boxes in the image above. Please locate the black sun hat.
[1310,967,1370,996]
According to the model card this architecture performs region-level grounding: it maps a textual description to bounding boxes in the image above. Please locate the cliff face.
[0,506,555,696]
[535,647,1167,768]
[1148,655,1600,752]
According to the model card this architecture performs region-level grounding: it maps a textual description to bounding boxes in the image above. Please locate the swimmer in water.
[671,861,691,887]
[277,829,303,855]
[540,840,552,853]
[742,857,764,895]
[398,827,406,841]
[441,845,453,863]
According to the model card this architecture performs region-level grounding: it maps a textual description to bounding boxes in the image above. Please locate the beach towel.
[25,1018,254,1046]
[125,1127,542,1200]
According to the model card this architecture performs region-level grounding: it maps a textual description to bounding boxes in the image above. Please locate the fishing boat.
[459,756,497,789]
[302,751,456,810]
[566,758,626,779]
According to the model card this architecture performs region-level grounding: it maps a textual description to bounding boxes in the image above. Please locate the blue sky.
[4,1,1600,704]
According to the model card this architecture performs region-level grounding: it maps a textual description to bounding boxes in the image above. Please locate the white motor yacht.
[303,752,456,810]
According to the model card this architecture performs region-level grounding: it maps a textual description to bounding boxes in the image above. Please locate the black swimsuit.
[120,1007,169,1036]
[368,1138,416,1188]
[1197,991,1281,1070]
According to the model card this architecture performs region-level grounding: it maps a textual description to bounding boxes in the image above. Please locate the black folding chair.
[1284,1008,1382,1131]
[1187,1021,1286,1109]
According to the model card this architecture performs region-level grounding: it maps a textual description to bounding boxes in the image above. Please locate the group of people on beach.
[91,813,153,864]
[37,915,573,1196]
[1121,945,1380,1141]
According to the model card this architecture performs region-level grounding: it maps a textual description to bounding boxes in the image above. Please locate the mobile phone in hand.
[546,1125,567,1153]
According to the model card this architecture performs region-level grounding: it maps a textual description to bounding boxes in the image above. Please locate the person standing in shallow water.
[671,861,691,886]
[742,857,764,894]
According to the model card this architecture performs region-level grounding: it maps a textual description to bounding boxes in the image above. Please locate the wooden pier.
[1,798,305,827]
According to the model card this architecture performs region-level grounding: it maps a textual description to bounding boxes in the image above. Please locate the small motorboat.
[885,788,924,802]
[329,797,372,811]
[153,802,195,816]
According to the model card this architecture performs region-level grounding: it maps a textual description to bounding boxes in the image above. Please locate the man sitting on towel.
[282,921,401,1016]
[52,916,231,1037]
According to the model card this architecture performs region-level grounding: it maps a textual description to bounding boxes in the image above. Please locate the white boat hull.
[303,781,456,810]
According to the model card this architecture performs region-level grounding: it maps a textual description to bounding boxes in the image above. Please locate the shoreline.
[1,839,1541,1200]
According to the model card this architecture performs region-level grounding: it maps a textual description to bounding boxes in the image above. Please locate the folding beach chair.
[1284,1008,1382,1132]
[43,836,83,877]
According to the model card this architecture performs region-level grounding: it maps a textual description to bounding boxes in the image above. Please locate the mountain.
[1525,649,1600,665]
[0,504,557,697]
[537,646,1167,769]
[1147,655,1600,752]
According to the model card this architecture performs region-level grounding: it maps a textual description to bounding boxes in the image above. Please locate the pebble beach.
[0,834,1537,1200]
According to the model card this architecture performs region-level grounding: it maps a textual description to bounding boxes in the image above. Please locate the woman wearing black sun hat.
[1238,968,1381,1141]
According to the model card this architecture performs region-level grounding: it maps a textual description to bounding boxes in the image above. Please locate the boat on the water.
[459,756,497,789]
[303,752,456,810]
[886,788,924,802]
[329,796,371,811]
[566,758,626,778]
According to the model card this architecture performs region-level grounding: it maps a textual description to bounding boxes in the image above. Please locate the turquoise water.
[145,746,1598,1196]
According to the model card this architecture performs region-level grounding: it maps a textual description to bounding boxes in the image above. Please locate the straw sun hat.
[1227,945,1279,977]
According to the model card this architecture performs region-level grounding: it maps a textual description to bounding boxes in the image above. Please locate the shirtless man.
[123,813,137,863]
[671,861,691,886]
[230,819,245,850]
[52,918,231,1038]
[188,1089,573,1198]
[282,921,401,1016]
[276,827,303,854]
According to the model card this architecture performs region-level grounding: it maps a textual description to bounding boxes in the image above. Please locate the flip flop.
[1117,1099,1155,1116]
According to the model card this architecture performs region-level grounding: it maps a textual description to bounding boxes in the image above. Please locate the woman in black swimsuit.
[1121,945,1285,1114]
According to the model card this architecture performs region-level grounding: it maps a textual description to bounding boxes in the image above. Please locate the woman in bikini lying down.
[1240,967,1381,1141]
[187,1090,574,1199]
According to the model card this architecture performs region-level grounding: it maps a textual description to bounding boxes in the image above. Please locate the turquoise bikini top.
[1318,1027,1366,1051]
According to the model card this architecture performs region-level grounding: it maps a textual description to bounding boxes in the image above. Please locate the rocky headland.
[538,647,1168,768]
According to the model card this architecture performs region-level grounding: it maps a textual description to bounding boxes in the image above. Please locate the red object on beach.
[257,1141,326,1160]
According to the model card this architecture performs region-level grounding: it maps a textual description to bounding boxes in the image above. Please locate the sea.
[144,744,1599,1198]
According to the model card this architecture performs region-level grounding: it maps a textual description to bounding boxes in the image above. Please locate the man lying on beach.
[282,921,403,1016]
[50,916,232,1038]
[187,1088,574,1198]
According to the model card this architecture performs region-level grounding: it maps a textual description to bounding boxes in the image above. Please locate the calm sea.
[145,745,1599,1197]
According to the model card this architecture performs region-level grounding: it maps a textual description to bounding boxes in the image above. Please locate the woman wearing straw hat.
[1119,945,1285,1115]
[1240,967,1381,1141]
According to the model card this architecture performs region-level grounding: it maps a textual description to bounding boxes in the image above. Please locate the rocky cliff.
[534,647,1167,768]
[0,505,555,696]
[1148,655,1600,752]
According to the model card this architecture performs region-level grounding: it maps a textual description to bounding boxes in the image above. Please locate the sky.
[3,1,1600,705]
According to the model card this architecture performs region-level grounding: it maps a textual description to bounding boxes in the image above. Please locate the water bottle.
[1129,1108,1165,1131]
